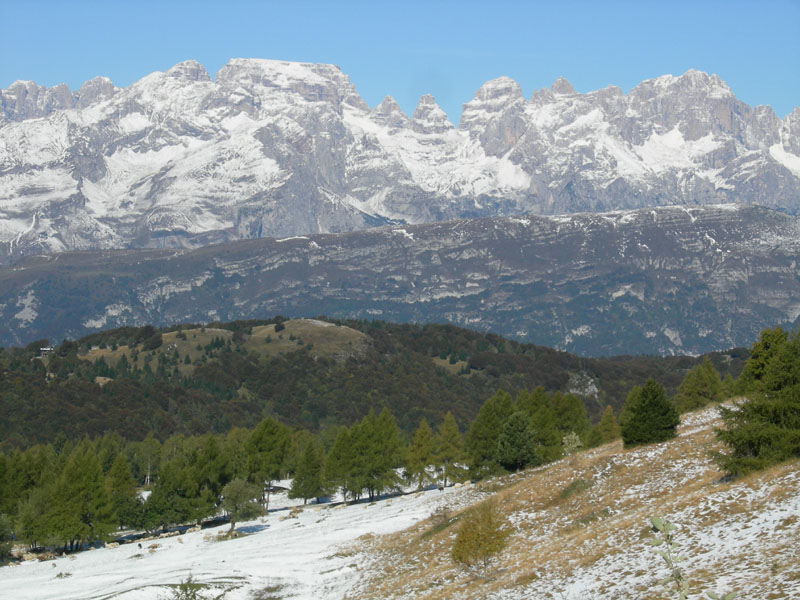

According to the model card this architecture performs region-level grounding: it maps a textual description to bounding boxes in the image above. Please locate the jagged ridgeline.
[0,318,746,449]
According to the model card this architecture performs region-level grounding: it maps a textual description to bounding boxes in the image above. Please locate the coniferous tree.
[588,405,621,447]
[364,408,404,499]
[620,379,680,447]
[325,427,357,502]
[47,440,115,550]
[736,326,788,393]
[289,440,325,504]
[716,329,800,475]
[527,392,563,465]
[672,358,723,413]
[496,411,535,471]
[106,452,138,529]
[406,418,436,489]
[450,498,510,575]
[466,389,514,478]
[144,455,203,532]
[549,392,591,442]
[435,412,466,488]
[246,417,291,511]
[15,486,53,549]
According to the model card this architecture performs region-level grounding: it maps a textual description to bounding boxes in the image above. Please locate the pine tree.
[47,440,115,550]
[289,440,325,504]
[406,418,436,489]
[496,411,536,471]
[716,330,800,475]
[246,417,291,511]
[106,452,138,529]
[549,392,591,442]
[736,326,788,393]
[325,427,357,502]
[672,358,723,413]
[588,405,621,446]
[528,394,563,465]
[365,408,404,499]
[466,389,514,478]
[435,412,465,488]
[620,379,680,447]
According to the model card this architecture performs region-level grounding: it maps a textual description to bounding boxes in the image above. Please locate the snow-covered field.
[2,484,480,600]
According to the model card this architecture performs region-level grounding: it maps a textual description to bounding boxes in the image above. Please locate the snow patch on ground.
[1,485,476,600]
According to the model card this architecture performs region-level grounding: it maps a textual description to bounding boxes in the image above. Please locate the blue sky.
[2,0,798,120]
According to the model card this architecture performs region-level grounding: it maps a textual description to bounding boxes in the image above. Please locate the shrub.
[451,498,510,575]
[620,379,679,447]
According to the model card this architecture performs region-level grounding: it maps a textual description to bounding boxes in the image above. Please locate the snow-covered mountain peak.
[411,94,454,134]
[551,76,575,94]
[633,69,732,99]
[369,95,409,128]
[74,76,117,108]
[213,57,365,109]
[459,76,523,132]
[165,59,211,82]
[1,59,798,262]
[471,76,523,103]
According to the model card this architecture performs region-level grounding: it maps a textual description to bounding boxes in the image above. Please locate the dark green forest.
[0,317,746,450]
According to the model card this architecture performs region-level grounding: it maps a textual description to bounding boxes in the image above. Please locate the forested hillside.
[0,318,745,449]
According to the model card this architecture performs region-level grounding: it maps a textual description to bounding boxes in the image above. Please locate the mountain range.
[2,204,798,354]
[2,58,799,263]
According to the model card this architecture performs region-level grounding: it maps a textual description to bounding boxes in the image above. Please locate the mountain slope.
[2,405,797,599]
[350,405,800,599]
[1,204,798,355]
[1,59,799,262]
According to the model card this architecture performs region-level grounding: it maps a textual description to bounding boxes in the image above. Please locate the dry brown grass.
[80,319,369,377]
[346,406,800,600]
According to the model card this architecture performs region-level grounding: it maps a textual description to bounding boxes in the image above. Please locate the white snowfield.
[1,484,481,600]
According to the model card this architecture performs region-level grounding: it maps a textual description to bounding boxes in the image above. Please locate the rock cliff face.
[1,59,799,263]
[2,205,798,355]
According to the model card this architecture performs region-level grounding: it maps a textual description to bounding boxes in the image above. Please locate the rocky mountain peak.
[166,59,211,82]
[551,76,575,94]
[472,76,523,103]
[214,58,366,110]
[411,94,453,134]
[0,80,73,121]
[459,76,523,132]
[370,95,409,128]
[74,76,117,108]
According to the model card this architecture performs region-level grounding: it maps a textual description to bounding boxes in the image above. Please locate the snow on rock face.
[369,95,409,129]
[165,59,211,82]
[410,94,454,134]
[0,61,799,263]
